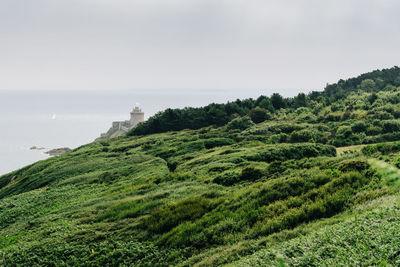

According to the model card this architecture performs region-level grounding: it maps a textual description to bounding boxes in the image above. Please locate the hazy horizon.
[1,0,400,93]
[2,0,400,174]
[0,87,287,175]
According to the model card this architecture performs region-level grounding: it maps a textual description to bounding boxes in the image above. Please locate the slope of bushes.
[2,67,400,265]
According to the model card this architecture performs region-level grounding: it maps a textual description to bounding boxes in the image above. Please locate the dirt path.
[368,158,400,189]
[336,141,400,156]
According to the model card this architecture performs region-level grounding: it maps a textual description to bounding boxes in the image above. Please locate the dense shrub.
[268,123,304,134]
[2,241,183,267]
[366,126,382,136]
[362,142,400,155]
[4,67,400,266]
[360,79,376,92]
[338,160,370,172]
[244,144,336,163]
[270,93,287,109]
[98,171,119,183]
[289,129,321,143]
[212,167,263,186]
[144,197,214,234]
[351,121,367,133]
[382,120,400,133]
[203,138,234,149]
[267,161,285,174]
[249,108,271,123]
[251,171,370,238]
[176,140,205,155]
[167,161,178,172]
[213,171,242,186]
[240,167,264,181]
[336,126,352,139]
[226,116,254,131]
[127,67,400,136]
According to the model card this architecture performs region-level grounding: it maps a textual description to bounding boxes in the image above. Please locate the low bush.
[249,108,271,123]
[338,160,370,172]
[1,241,184,266]
[213,171,241,186]
[289,129,322,143]
[244,143,336,163]
[144,197,214,234]
[226,116,254,131]
[98,171,119,183]
[240,167,264,181]
[362,142,400,155]
[203,138,234,149]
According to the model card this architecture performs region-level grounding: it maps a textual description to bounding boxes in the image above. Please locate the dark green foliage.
[257,97,275,112]
[4,67,400,266]
[293,93,308,108]
[351,122,367,133]
[334,126,360,146]
[203,138,234,149]
[144,197,214,234]
[267,161,285,174]
[362,142,400,155]
[289,129,321,143]
[338,160,370,172]
[240,167,264,181]
[360,79,376,92]
[368,93,378,104]
[324,66,400,99]
[238,206,400,266]
[249,107,271,123]
[382,120,400,133]
[127,66,400,139]
[129,101,251,135]
[250,171,370,238]
[98,171,119,183]
[177,140,205,154]
[271,93,286,110]
[244,143,336,163]
[1,241,184,267]
[212,171,241,186]
[267,123,304,134]
[366,125,382,136]
[96,198,161,222]
[155,169,374,249]
[226,116,254,131]
[167,161,178,172]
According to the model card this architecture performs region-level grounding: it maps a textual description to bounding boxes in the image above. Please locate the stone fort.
[97,106,144,140]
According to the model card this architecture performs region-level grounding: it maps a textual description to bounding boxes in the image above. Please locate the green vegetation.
[2,67,400,266]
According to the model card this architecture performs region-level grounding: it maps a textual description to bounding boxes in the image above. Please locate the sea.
[0,88,286,175]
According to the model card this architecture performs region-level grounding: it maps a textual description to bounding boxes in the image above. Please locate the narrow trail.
[368,158,400,189]
[336,141,400,156]
[336,143,400,189]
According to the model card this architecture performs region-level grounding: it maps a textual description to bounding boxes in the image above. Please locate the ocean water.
[0,88,279,175]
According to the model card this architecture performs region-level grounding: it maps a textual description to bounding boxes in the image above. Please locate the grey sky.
[1,0,400,93]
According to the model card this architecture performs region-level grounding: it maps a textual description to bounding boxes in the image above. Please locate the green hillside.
[2,67,400,266]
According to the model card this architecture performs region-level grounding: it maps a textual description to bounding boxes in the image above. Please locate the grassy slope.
[234,145,400,266]
[234,195,400,266]
[2,82,400,265]
[1,123,399,266]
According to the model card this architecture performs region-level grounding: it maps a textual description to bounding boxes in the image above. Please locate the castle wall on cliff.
[97,106,144,141]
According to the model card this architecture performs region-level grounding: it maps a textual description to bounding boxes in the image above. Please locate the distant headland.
[96,106,145,141]
[30,146,71,156]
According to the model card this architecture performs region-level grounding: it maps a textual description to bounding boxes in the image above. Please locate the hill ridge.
[2,67,400,265]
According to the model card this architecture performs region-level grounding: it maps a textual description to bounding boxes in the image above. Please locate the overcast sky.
[1,0,400,93]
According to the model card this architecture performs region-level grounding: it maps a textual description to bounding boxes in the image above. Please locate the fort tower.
[130,106,144,128]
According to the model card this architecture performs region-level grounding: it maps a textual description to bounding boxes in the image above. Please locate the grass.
[369,158,400,190]
[232,194,400,266]
[0,113,399,265]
